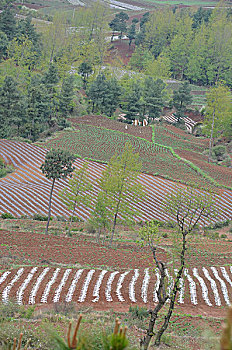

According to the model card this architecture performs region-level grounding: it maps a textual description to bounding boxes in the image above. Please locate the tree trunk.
[110,212,118,246]
[154,232,187,346]
[68,199,77,233]
[141,254,167,350]
[45,178,55,235]
[208,107,215,163]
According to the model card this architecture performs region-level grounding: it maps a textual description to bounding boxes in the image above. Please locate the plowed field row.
[1,266,232,308]
[0,140,232,224]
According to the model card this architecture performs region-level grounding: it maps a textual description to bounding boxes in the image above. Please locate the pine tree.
[143,77,166,120]
[78,61,93,89]
[40,149,75,235]
[172,81,192,122]
[0,7,16,40]
[25,75,50,141]
[125,83,142,122]
[0,31,9,61]
[42,63,60,125]
[0,76,24,137]
[58,75,75,117]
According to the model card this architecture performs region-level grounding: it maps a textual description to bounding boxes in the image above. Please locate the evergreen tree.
[0,31,9,61]
[25,75,50,141]
[88,74,121,117]
[58,75,75,117]
[43,63,60,125]
[125,83,143,122]
[143,77,166,120]
[0,76,24,137]
[41,149,75,235]
[109,12,129,41]
[172,81,192,122]
[0,7,16,40]
[127,23,136,47]
[78,61,93,89]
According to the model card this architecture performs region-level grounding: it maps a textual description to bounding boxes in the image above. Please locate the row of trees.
[130,4,232,87]
[87,73,193,122]
[41,143,145,243]
[0,64,75,140]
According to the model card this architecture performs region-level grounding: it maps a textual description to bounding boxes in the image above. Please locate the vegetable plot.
[1,266,232,307]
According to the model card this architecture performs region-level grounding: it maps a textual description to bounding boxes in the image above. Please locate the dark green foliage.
[129,305,149,320]
[78,61,93,89]
[0,31,9,61]
[125,83,142,121]
[0,158,13,178]
[192,7,212,29]
[33,213,53,221]
[41,149,75,180]
[24,75,50,141]
[59,75,75,117]
[127,24,136,47]
[172,82,192,122]
[1,213,14,219]
[0,7,16,40]
[88,74,121,117]
[143,77,166,120]
[41,149,75,234]
[109,12,129,41]
[0,76,24,137]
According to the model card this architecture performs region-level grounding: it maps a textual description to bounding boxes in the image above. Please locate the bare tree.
[139,187,217,349]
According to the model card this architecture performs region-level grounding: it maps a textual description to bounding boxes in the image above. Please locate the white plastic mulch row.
[1,267,232,307]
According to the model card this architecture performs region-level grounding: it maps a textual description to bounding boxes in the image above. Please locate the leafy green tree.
[171,81,192,122]
[204,84,232,163]
[129,47,153,71]
[40,149,75,235]
[0,31,9,61]
[109,12,129,41]
[145,55,171,79]
[78,61,93,89]
[143,77,166,120]
[140,187,217,349]
[98,142,145,245]
[60,162,93,231]
[7,35,40,70]
[0,76,24,137]
[89,191,111,243]
[0,7,16,40]
[59,75,75,117]
[25,75,50,141]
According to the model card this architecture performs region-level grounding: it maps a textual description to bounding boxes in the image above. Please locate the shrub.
[1,213,14,219]
[85,221,96,234]
[129,305,149,320]
[208,231,220,240]
[221,234,227,239]
[33,214,52,221]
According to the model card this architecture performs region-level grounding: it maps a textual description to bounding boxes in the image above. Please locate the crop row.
[41,125,214,188]
[0,140,232,223]
[0,266,232,306]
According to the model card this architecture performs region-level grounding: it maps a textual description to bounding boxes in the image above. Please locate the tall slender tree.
[40,149,75,235]
[98,142,145,245]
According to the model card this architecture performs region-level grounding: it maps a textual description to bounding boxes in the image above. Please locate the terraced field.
[0,139,232,223]
[41,125,215,189]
